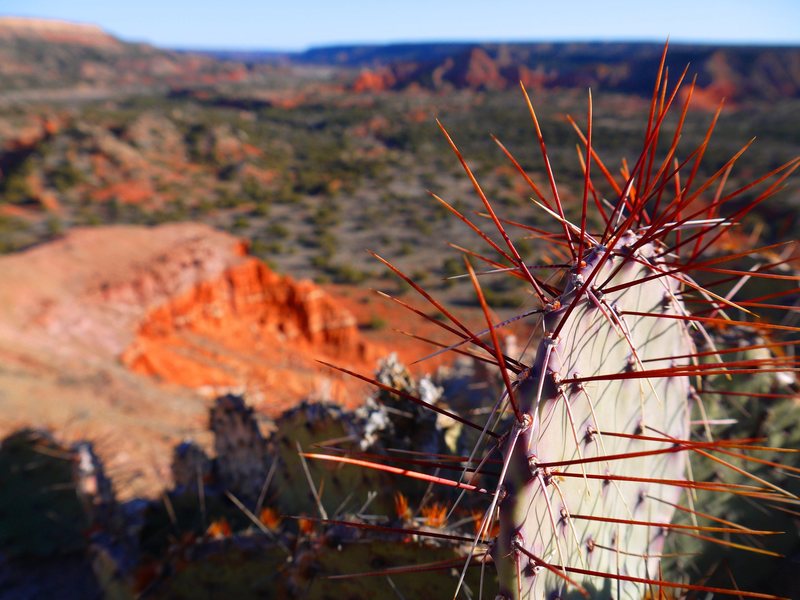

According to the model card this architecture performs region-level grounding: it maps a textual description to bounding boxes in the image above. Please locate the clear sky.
[2,0,799,51]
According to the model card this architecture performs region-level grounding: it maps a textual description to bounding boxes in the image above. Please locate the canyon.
[0,223,401,498]
[0,16,797,505]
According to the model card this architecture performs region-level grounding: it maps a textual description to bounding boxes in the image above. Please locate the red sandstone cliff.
[0,224,387,496]
[343,44,800,104]
[121,250,380,409]
[0,223,380,409]
[352,68,396,93]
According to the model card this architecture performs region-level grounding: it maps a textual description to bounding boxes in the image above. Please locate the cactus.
[142,390,490,599]
[171,440,212,495]
[210,393,271,505]
[138,396,267,558]
[0,430,124,599]
[311,46,800,599]
[303,537,488,599]
[144,529,487,599]
[268,400,397,517]
[356,353,460,455]
[143,534,288,599]
[0,429,99,558]
[491,235,692,599]
[662,323,800,596]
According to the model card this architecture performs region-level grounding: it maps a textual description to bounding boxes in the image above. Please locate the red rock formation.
[122,254,380,411]
[339,44,799,101]
[352,68,396,93]
[0,222,517,496]
[0,223,385,413]
[516,65,551,90]
[0,17,258,92]
[682,83,737,111]
[238,163,276,187]
[461,48,506,90]
[91,180,155,204]
[0,223,401,496]
[680,50,739,110]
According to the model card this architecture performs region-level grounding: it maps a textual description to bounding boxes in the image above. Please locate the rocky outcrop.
[457,48,507,90]
[0,224,383,496]
[4,224,251,356]
[352,68,396,93]
[121,247,378,409]
[340,42,800,102]
[0,222,378,409]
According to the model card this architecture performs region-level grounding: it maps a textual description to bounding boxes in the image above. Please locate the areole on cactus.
[310,43,800,600]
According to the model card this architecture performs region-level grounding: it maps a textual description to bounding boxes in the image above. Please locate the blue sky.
[2,0,799,50]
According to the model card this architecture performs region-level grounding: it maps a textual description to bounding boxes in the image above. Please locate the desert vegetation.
[0,41,798,307]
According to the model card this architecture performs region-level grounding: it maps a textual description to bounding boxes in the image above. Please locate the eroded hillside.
[0,224,385,497]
